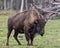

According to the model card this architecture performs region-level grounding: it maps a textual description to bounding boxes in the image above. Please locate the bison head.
[30,3,58,37]
[34,18,46,36]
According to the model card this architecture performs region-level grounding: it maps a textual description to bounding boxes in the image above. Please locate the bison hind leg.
[13,30,21,45]
[6,26,13,46]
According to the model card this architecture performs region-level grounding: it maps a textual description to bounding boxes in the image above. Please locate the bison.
[6,9,46,46]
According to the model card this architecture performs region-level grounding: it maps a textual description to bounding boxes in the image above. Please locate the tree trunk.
[10,0,13,10]
[16,0,20,10]
[7,1,10,9]
[25,0,28,10]
[20,0,24,12]
[4,0,6,10]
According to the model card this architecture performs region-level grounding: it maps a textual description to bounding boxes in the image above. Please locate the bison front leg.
[25,33,34,46]
[30,33,34,46]
[13,30,21,45]
[24,25,30,46]
[25,32,30,45]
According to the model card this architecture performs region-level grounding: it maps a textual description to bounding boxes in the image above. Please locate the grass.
[0,14,60,48]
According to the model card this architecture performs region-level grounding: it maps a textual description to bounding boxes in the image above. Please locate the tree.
[25,0,28,10]
[10,0,13,10]
[4,0,6,10]
[20,0,24,12]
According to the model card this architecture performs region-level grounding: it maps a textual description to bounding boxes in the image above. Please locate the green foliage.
[0,14,60,48]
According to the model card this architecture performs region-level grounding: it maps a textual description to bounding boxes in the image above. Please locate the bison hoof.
[6,43,9,46]
[18,43,21,45]
[27,44,33,46]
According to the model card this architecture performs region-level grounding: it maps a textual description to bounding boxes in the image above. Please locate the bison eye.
[34,20,38,25]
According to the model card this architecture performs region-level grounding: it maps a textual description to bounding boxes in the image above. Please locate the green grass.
[0,15,60,48]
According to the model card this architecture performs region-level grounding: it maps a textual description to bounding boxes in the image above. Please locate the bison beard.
[6,10,46,46]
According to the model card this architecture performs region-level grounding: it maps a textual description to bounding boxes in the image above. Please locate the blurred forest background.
[0,0,60,19]
[0,0,60,11]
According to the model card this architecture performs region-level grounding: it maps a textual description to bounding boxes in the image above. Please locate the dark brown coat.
[6,10,41,46]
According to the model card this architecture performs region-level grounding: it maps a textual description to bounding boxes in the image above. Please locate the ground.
[0,14,60,48]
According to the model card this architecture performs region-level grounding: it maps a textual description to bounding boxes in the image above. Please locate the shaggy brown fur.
[6,10,41,46]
